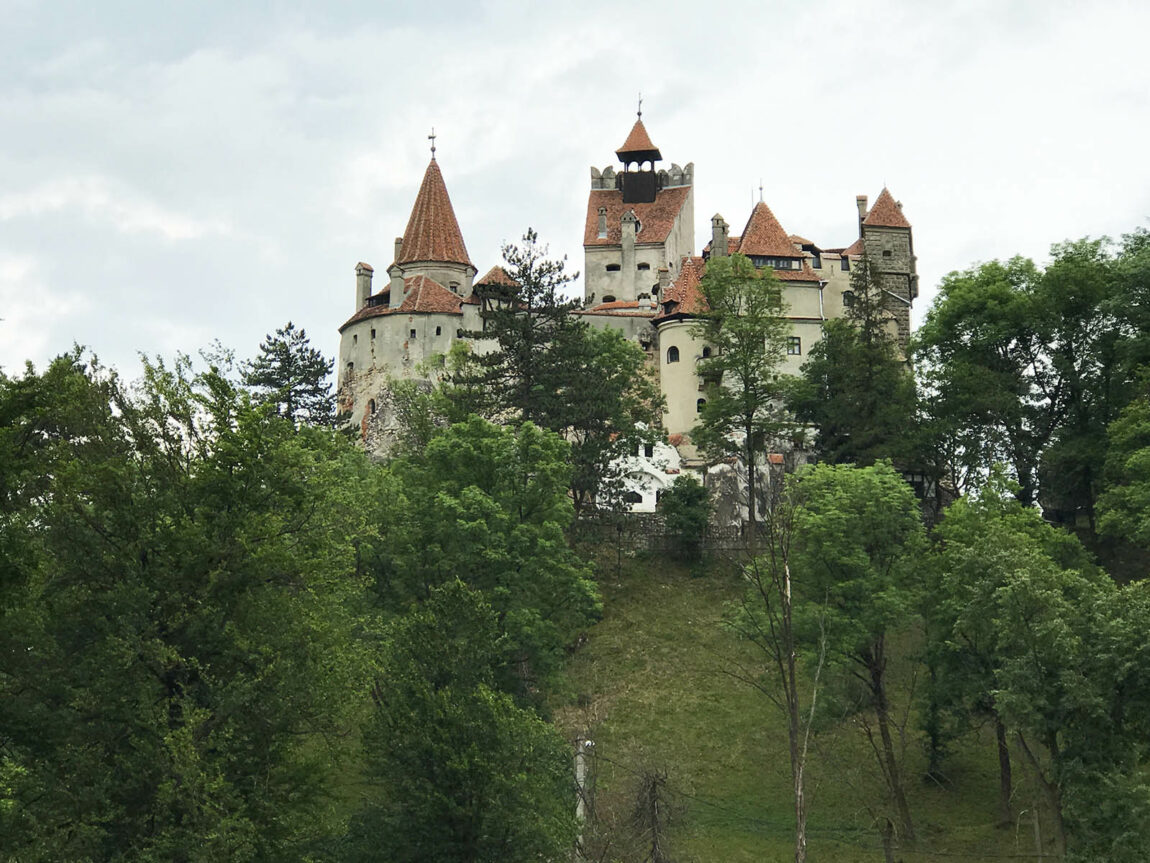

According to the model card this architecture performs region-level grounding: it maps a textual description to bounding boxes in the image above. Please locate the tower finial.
[428,127,437,160]
[637,92,642,119]
[759,179,763,203]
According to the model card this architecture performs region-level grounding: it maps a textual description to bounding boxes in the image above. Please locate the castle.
[336,115,917,506]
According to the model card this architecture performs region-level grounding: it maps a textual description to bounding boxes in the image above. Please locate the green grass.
[553,552,1045,862]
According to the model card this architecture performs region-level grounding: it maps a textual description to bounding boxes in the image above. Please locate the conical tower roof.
[396,159,473,267]
[616,118,662,163]
[737,202,797,258]
[862,187,911,228]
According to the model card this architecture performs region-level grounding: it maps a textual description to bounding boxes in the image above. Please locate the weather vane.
[759,179,764,203]
[637,92,642,119]
[428,127,437,159]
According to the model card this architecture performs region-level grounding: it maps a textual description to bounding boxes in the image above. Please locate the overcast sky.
[2,0,1147,377]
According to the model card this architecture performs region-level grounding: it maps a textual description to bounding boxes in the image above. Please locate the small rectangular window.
[787,337,802,356]
[644,443,654,458]
[841,258,850,271]
[370,328,376,339]
[436,326,442,336]
[410,329,417,339]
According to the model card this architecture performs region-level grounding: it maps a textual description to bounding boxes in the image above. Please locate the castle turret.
[860,187,916,348]
[583,111,694,306]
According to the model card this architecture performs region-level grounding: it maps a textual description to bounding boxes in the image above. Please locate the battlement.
[590,162,694,191]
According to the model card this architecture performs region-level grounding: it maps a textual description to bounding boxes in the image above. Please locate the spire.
[862,187,911,228]
[395,158,472,267]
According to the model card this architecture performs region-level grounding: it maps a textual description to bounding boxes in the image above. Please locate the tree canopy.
[242,320,335,426]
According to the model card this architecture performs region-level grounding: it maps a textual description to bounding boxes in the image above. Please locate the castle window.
[667,346,680,363]
[644,443,654,458]
[449,281,460,292]
[436,326,442,336]
[811,253,822,268]
[843,290,855,308]
[696,398,706,413]
[370,328,376,339]
[410,329,416,339]
[602,295,616,303]
[622,490,643,504]
[606,263,621,272]
[787,337,802,355]
[637,262,650,271]
[352,334,358,345]
[346,361,353,375]
[368,399,376,414]
[841,257,850,271]
[883,249,892,257]
[702,347,712,358]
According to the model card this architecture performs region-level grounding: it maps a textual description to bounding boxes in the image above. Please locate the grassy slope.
[553,552,1038,862]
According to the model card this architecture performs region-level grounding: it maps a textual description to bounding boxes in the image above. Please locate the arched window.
[637,262,650,271]
[702,346,712,358]
[696,398,706,413]
[842,290,855,308]
[622,490,643,504]
[667,346,680,363]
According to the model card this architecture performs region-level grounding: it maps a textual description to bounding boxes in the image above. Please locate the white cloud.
[0,177,230,241]
[0,254,92,373]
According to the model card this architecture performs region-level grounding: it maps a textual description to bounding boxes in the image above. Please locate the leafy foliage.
[789,256,918,468]
[0,351,373,861]
[692,254,792,525]
[344,580,577,863]
[450,230,662,512]
[658,473,712,562]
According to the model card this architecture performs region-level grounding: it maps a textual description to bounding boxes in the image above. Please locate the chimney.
[856,195,868,234]
[597,206,608,239]
[711,214,729,258]
[393,236,403,263]
[657,266,670,293]
[620,210,637,298]
[389,267,405,309]
[355,262,374,310]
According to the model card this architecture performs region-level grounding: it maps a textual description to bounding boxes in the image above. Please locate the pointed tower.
[860,187,916,348]
[584,111,694,307]
[336,147,478,442]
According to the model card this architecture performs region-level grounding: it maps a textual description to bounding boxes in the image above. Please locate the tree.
[242,320,335,425]
[658,474,712,562]
[788,255,918,468]
[789,462,924,843]
[1098,384,1150,550]
[371,416,601,694]
[692,254,792,527]
[726,478,825,863]
[345,580,577,863]
[450,229,662,513]
[915,242,1127,525]
[0,351,374,860]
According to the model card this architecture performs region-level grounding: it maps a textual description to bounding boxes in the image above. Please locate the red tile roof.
[789,234,815,247]
[842,237,865,257]
[476,265,519,288]
[655,255,708,320]
[862,187,911,228]
[774,263,823,283]
[736,202,799,258]
[339,274,463,330]
[584,185,691,246]
[576,300,658,318]
[356,261,374,272]
[396,159,473,267]
[616,118,661,160]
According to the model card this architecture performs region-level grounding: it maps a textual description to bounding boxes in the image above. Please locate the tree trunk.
[994,713,1013,827]
[1017,732,1066,860]
[871,651,915,841]
[782,564,808,863]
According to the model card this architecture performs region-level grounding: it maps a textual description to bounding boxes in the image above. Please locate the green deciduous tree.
[0,351,373,861]
[790,461,925,842]
[692,253,792,527]
[369,416,601,694]
[242,320,335,426]
[344,580,577,863]
[658,473,712,562]
[1097,384,1150,551]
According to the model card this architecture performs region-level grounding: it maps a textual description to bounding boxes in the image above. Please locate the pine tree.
[242,321,334,426]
